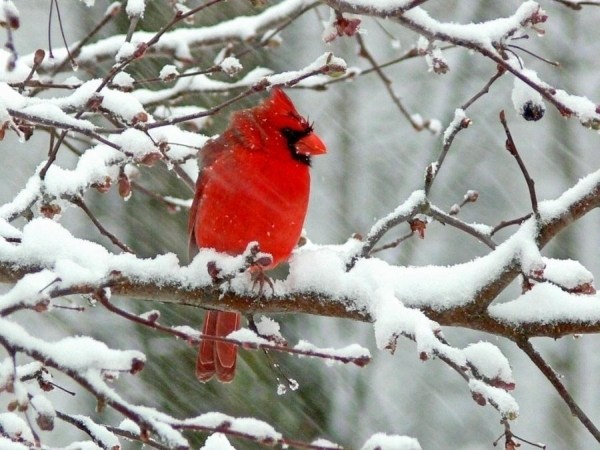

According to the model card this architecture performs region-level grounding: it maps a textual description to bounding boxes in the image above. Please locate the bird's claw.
[251,266,274,297]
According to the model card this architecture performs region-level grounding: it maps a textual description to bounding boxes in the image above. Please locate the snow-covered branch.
[326,0,600,129]
[4,0,600,447]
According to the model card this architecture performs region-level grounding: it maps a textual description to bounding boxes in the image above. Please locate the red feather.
[188,88,326,382]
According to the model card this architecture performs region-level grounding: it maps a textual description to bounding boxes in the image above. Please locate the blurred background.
[4,0,600,448]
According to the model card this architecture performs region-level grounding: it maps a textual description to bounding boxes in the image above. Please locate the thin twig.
[70,197,134,253]
[508,44,560,67]
[425,69,504,194]
[552,0,600,10]
[46,3,121,80]
[428,206,496,249]
[146,64,341,130]
[53,0,76,70]
[517,338,600,444]
[355,33,433,132]
[56,411,116,450]
[131,181,190,209]
[461,68,506,110]
[372,230,415,253]
[19,50,45,95]
[96,293,370,366]
[491,213,533,236]
[346,193,427,269]
[499,111,538,217]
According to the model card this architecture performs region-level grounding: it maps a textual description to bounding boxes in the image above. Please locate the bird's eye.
[280,125,314,165]
[281,127,304,145]
[281,124,312,145]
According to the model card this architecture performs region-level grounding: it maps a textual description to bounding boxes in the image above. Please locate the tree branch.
[516,338,600,443]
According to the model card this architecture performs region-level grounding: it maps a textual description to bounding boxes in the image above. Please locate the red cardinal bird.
[188,88,326,382]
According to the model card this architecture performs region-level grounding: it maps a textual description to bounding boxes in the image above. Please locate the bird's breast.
[195,151,311,266]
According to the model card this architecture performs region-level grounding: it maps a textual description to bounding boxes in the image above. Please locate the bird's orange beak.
[295,132,327,156]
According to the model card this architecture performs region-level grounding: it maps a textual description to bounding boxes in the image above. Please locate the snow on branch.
[3,0,600,447]
[23,0,319,70]
[326,0,600,129]
[1,164,600,340]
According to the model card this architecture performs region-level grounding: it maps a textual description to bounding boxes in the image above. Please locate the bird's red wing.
[187,137,230,259]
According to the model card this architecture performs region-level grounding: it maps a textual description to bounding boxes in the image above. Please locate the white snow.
[220,56,243,76]
[30,394,56,426]
[113,71,135,89]
[403,2,542,50]
[227,328,270,345]
[543,257,594,290]
[118,418,141,435]
[184,413,282,443]
[0,318,145,372]
[201,433,236,450]
[293,340,371,364]
[126,0,146,18]
[159,64,179,81]
[468,379,519,419]
[490,283,600,324]
[511,69,545,118]
[311,438,343,448]
[134,67,273,105]
[255,316,283,341]
[116,42,136,62]
[443,108,468,145]
[70,415,120,448]
[0,413,34,443]
[362,433,422,450]
[0,437,29,450]
[112,128,158,158]
[0,51,35,84]
[463,341,514,388]
[153,105,210,130]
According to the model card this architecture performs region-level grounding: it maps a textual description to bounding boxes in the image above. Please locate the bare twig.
[552,0,600,9]
[499,111,538,217]
[131,181,190,210]
[517,338,600,444]
[425,69,504,195]
[70,197,134,254]
[45,3,121,81]
[508,44,560,67]
[372,230,415,253]
[19,50,45,94]
[491,213,533,236]
[461,68,506,110]
[355,33,433,132]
